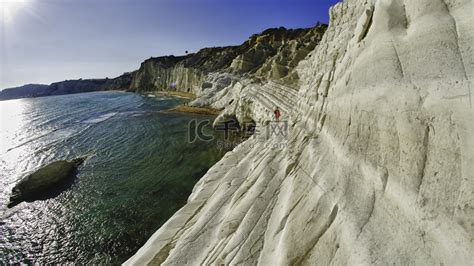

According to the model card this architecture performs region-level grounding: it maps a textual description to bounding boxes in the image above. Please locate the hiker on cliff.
[274,107,281,122]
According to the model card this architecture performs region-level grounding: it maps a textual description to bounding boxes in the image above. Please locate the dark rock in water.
[7,158,85,208]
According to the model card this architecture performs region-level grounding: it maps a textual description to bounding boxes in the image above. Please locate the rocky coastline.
[3,0,472,264]
[126,0,474,264]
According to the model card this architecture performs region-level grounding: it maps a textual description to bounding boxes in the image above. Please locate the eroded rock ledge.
[126,0,473,264]
[129,25,327,94]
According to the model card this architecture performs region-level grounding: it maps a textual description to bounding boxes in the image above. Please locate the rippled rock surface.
[126,0,474,264]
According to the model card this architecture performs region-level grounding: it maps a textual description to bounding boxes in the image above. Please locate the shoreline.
[167,104,222,116]
[149,90,196,99]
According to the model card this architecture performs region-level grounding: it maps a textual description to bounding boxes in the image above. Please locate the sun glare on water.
[0,0,31,24]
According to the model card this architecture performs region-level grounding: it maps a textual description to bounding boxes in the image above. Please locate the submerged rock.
[7,158,85,208]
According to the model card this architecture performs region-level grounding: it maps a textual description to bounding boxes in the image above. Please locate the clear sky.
[0,0,341,89]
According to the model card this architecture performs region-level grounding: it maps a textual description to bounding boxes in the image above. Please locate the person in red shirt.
[274,107,281,122]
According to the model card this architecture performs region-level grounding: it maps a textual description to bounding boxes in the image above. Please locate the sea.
[0,91,230,263]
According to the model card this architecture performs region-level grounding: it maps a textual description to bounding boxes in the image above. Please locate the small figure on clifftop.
[274,107,281,122]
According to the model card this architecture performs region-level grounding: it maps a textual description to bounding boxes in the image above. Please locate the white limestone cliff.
[126,0,474,264]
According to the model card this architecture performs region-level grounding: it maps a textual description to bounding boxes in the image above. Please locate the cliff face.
[129,25,327,94]
[126,0,473,265]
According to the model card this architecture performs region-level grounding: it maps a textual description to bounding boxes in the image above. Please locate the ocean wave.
[82,112,118,124]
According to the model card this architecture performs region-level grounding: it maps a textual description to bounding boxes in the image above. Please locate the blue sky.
[0,0,341,89]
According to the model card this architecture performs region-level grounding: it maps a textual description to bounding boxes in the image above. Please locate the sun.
[0,0,31,24]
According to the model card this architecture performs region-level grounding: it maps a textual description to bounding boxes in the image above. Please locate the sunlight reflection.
[0,99,28,154]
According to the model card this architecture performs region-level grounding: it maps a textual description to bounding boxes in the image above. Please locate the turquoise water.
[0,91,229,264]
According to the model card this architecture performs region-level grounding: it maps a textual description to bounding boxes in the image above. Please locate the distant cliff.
[1,24,326,101]
[0,84,51,100]
[0,73,133,101]
[130,25,327,94]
